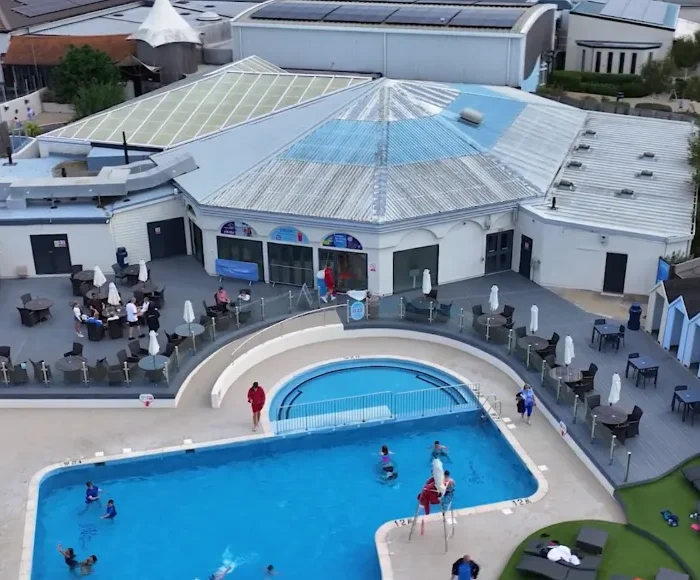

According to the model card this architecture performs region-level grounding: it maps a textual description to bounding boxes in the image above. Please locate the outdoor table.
[103,305,126,318]
[55,356,88,373]
[85,287,109,301]
[175,322,205,352]
[591,323,620,351]
[517,335,549,352]
[138,355,168,371]
[130,280,160,294]
[672,386,700,422]
[24,298,54,312]
[122,264,141,277]
[477,313,506,327]
[625,356,659,388]
[73,270,94,282]
[550,367,582,383]
[592,405,628,425]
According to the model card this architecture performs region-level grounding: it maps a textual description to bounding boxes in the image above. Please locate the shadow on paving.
[344,271,700,486]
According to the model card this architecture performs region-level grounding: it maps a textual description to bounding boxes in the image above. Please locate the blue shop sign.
[322,233,363,251]
[656,258,672,284]
[220,221,254,237]
[269,226,309,245]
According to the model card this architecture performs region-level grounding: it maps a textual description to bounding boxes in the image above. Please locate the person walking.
[125,297,139,340]
[518,384,536,424]
[451,555,480,579]
[72,302,85,338]
[247,381,266,432]
[145,302,160,334]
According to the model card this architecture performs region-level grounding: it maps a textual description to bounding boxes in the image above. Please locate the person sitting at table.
[216,287,230,312]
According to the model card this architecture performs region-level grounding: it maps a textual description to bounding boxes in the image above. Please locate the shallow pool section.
[33,412,537,580]
[270,358,477,432]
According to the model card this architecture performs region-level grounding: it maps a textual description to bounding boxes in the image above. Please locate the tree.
[688,130,700,186]
[671,37,700,71]
[683,76,700,101]
[640,56,675,95]
[52,45,120,103]
[72,83,125,120]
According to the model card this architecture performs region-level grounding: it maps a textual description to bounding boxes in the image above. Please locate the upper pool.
[32,412,537,580]
[270,358,478,432]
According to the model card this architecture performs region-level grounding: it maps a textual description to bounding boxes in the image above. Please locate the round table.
[131,281,160,294]
[550,367,583,383]
[592,405,628,425]
[24,298,54,311]
[477,313,506,327]
[175,323,205,338]
[103,306,126,319]
[55,356,88,372]
[73,270,94,282]
[85,287,109,301]
[138,355,168,371]
[518,336,549,352]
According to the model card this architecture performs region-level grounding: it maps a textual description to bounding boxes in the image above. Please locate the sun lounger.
[656,569,690,580]
[516,555,569,580]
[522,539,601,571]
[682,465,700,492]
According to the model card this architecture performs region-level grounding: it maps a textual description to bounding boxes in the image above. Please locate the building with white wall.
[564,0,680,73]
[231,0,557,90]
[12,55,696,298]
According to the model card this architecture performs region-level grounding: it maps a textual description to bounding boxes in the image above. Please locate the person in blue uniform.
[101,500,117,520]
[85,482,100,504]
[451,555,480,579]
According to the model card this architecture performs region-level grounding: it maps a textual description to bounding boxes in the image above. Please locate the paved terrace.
[351,271,700,486]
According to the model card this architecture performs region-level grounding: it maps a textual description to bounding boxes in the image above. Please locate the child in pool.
[430,441,449,460]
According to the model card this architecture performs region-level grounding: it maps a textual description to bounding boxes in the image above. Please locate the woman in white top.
[72,302,84,338]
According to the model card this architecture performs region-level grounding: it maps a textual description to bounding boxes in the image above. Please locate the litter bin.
[116,246,128,269]
[627,303,642,331]
[368,295,380,319]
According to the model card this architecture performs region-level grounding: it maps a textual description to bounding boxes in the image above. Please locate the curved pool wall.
[270,357,475,418]
[29,412,542,580]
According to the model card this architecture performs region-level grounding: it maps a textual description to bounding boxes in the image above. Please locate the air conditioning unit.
[567,160,583,168]
[558,179,575,189]
[576,144,591,151]
[583,129,597,136]
[638,170,653,177]
[459,108,483,126]
[617,188,634,197]
[641,152,656,159]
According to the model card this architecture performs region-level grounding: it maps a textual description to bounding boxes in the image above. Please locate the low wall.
[40,102,74,115]
[0,88,44,123]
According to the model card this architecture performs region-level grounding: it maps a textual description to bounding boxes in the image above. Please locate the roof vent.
[459,108,483,126]
[637,170,654,178]
[576,144,591,151]
[557,179,575,190]
[616,188,635,197]
[641,152,655,159]
[583,129,596,136]
[196,11,222,20]
[567,160,583,168]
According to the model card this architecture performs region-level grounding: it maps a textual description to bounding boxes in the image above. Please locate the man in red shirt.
[247,381,266,432]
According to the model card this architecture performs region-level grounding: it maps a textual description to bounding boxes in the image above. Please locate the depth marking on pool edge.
[502,417,512,423]
[538,465,548,472]
[507,424,517,430]
[502,508,513,515]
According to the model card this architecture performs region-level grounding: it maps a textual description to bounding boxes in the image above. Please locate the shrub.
[24,122,41,137]
[548,71,649,97]
[635,102,673,112]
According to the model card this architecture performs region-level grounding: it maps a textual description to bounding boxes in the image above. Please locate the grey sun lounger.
[682,465,700,492]
[656,569,690,580]
[523,540,601,571]
[516,555,598,580]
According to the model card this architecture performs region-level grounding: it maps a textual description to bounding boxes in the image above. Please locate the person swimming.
[57,544,79,571]
[430,441,449,460]
[209,565,233,580]
[266,564,279,576]
[80,555,97,576]
[84,481,100,504]
[101,500,117,520]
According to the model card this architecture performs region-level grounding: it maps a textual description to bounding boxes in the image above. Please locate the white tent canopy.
[128,0,202,48]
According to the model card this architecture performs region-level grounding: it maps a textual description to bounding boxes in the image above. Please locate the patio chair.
[515,326,527,339]
[152,287,166,309]
[29,359,51,384]
[618,324,626,347]
[164,352,178,381]
[63,369,82,385]
[0,346,12,359]
[549,332,561,347]
[688,402,700,427]
[108,318,124,339]
[111,263,127,284]
[128,340,148,359]
[20,293,32,305]
[79,283,91,297]
[471,305,483,318]
[106,365,126,386]
[585,394,600,422]
[606,423,628,444]
[71,277,83,296]
[603,331,621,351]
[166,332,184,347]
[425,288,438,300]
[594,318,606,326]
[500,304,515,323]
[202,300,221,319]
[176,336,194,357]
[17,307,38,327]
[64,342,84,358]
[117,349,138,367]
[71,264,83,276]
[673,385,688,413]
[639,366,658,389]
[581,363,598,379]
[87,363,108,384]
[9,363,29,385]
[625,405,643,437]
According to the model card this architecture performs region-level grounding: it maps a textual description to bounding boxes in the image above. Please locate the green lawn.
[499,520,684,579]
[618,457,700,579]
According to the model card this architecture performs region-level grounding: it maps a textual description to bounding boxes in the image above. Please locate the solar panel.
[324,4,399,23]
[13,0,76,17]
[416,0,527,4]
[384,6,460,25]
[449,8,524,27]
[252,1,341,21]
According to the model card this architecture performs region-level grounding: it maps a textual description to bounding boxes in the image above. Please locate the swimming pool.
[270,358,478,432]
[32,412,537,580]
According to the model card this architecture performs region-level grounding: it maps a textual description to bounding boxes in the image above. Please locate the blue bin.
[116,246,128,268]
[627,303,642,331]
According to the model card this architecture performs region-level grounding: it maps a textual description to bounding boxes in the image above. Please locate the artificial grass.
[618,456,700,579]
[499,520,684,579]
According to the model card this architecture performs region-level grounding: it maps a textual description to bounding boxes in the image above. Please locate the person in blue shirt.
[85,481,100,504]
[451,555,480,579]
[101,500,117,520]
[518,384,536,424]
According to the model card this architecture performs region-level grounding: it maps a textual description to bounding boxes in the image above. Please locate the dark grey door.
[148,218,187,260]
[189,219,204,266]
[30,234,72,275]
[603,253,628,294]
[519,235,533,279]
[485,230,513,274]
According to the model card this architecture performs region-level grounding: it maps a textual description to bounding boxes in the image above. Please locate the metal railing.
[275,384,479,434]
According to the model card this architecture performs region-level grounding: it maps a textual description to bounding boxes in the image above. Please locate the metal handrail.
[483,394,502,418]
[230,303,347,362]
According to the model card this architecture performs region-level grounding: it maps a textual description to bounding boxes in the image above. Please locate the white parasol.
[107,282,121,306]
[530,305,539,334]
[489,285,499,313]
[148,330,160,367]
[93,265,107,287]
[608,373,622,406]
[138,259,148,283]
[564,335,575,366]
[422,269,432,296]
[183,300,195,333]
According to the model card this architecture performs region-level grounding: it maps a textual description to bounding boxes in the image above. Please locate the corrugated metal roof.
[526,113,696,238]
[572,0,678,28]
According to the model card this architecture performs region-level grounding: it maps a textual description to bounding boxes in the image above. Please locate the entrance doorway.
[392,245,438,293]
[189,219,204,266]
[485,230,513,274]
[519,235,533,279]
[30,234,72,275]
[268,242,314,287]
[603,252,627,294]
[318,248,368,292]
[148,218,187,260]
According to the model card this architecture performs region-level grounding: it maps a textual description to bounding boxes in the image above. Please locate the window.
[618,52,625,74]
[606,52,613,73]
[581,49,586,71]
[630,53,637,74]
[595,52,602,73]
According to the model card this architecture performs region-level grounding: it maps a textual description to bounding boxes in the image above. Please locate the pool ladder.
[483,394,502,419]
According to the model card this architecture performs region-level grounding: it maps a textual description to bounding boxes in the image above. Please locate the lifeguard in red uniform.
[247,381,266,432]
[417,476,442,515]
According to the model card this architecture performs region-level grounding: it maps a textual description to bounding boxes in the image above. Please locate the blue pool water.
[33,413,537,580]
[271,358,473,419]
